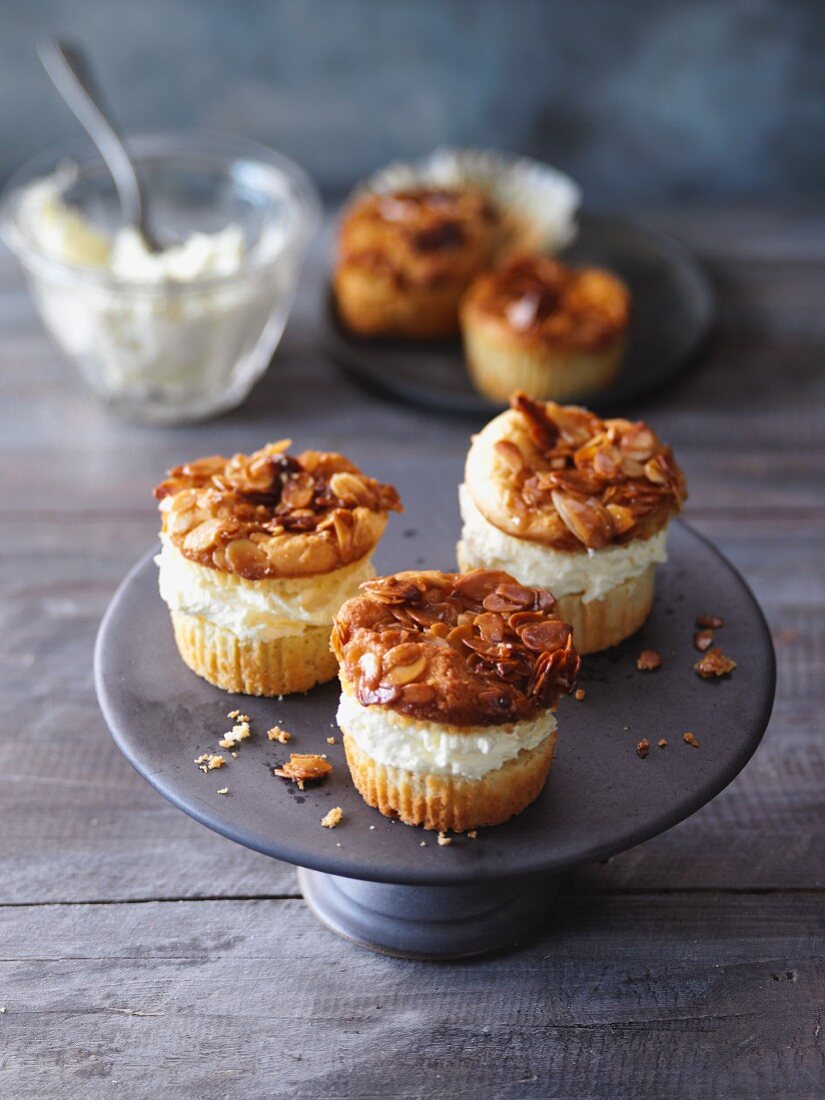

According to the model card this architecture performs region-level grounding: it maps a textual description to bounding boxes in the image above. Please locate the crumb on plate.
[695,648,736,678]
[274,753,332,790]
[267,725,292,744]
[637,649,662,671]
[220,720,251,749]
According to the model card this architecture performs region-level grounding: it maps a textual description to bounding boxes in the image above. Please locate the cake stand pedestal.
[298,868,560,959]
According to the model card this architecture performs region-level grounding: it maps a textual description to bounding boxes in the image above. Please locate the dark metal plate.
[322,212,716,416]
[95,464,772,889]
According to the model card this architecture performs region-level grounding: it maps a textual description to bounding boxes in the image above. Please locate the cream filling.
[458,484,667,603]
[337,689,556,781]
[156,537,374,641]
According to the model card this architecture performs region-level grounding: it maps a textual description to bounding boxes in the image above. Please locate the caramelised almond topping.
[332,569,580,727]
[694,648,737,678]
[636,649,662,671]
[274,753,332,790]
[696,614,724,629]
[494,393,686,550]
[467,255,630,351]
[154,441,402,579]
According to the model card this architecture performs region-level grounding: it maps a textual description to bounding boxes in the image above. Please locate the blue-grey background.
[3,0,824,203]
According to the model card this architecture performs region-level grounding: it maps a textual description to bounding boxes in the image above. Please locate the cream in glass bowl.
[0,133,320,424]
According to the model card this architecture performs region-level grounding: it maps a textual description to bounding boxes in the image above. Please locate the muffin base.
[170,610,338,696]
[334,269,467,339]
[463,323,625,403]
[342,729,557,832]
[553,566,655,655]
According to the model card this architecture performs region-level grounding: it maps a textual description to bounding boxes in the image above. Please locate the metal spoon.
[38,38,162,251]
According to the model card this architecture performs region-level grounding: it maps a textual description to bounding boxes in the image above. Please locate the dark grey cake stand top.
[95,472,774,957]
[323,212,716,417]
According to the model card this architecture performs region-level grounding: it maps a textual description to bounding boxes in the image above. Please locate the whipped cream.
[156,537,374,641]
[458,484,668,603]
[15,168,292,408]
[337,689,557,781]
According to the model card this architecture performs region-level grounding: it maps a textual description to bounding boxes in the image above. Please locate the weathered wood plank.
[0,895,822,1100]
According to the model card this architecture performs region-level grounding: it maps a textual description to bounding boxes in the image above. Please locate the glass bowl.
[0,133,321,424]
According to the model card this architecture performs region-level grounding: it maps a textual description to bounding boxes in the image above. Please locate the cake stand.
[95,515,774,959]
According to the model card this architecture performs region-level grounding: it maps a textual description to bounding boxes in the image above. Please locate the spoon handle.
[38,38,159,250]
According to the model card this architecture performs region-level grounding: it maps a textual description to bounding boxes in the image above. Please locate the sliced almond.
[226,538,267,573]
[383,654,427,686]
[551,491,614,549]
[493,439,525,474]
[183,518,225,552]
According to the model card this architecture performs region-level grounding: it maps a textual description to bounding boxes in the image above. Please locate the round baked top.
[154,441,403,579]
[332,569,580,728]
[465,392,687,551]
[461,253,630,351]
[337,186,501,288]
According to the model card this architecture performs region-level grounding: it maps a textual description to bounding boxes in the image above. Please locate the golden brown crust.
[461,253,630,352]
[465,392,686,551]
[333,187,502,338]
[170,611,338,695]
[332,569,580,727]
[342,730,557,832]
[155,440,402,579]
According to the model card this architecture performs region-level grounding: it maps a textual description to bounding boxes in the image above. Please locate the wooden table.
[1,209,823,1099]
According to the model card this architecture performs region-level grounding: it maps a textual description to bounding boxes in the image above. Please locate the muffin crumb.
[321,806,343,829]
[326,736,337,745]
[467,830,478,839]
[227,709,240,719]
[220,720,251,748]
[574,688,586,701]
[195,753,225,772]
[683,731,700,747]
[420,841,427,847]
[267,725,292,744]
[437,832,452,847]
[217,787,229,795]
[693,629,714,652]
[695,648,736,678]
[637,649,662,671]
[657,738,667,749]
[696,614,724,629]
[636,738,650,759]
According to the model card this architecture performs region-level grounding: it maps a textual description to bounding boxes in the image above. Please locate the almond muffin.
[333,186,502,339]
[154,441,402,696]
[331,569,580,832]
[460,254,630,404]
[458,393,686,654]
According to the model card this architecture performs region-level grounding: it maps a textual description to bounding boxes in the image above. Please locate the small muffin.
[458,393,686,654]
[460,254,630,403]
[333,186,502,339]
[331,569,580,832]
[154,441,402,696]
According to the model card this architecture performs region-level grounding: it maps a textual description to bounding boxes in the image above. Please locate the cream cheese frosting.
[458,483,668,603]
[336,688,557,780]
[156,536,374,641]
